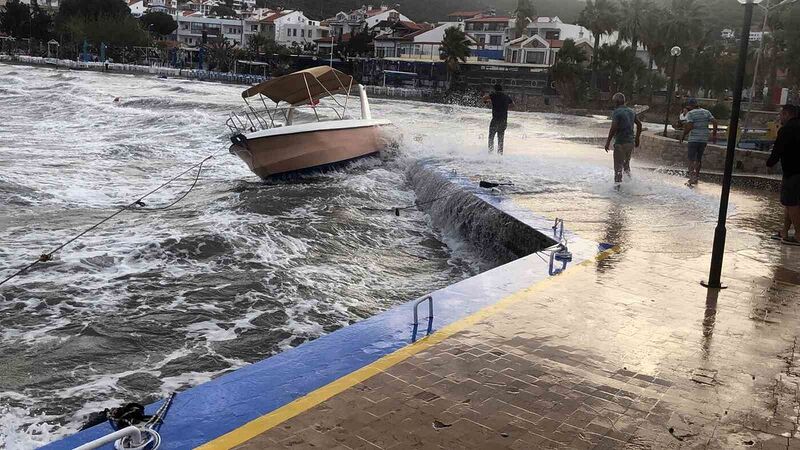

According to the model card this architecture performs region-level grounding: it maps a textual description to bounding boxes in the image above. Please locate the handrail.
[73,426,144,450]
[412,295,433,326]
[548,244,573,276]
[553,218,565,241]
[225,104,349,135]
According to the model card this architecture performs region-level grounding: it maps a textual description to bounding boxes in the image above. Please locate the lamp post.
[702,0,760,289]
[663,46,682,137]
[741,0,797,134]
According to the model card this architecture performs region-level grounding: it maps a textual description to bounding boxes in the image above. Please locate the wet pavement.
[229,136,800,449]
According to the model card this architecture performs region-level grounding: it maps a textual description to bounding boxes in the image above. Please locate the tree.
[578,0,619,89]
[0,0,30,38]
[639,5,666,70]
[140,11,177,38]
[618,0,650,53]
[57,0,130,22]
[63,14,151,56]
[30,1,54,42]
[205,35,236,72]
[514,0,536,38]
[595,42,646,95]
[661,0,704,49]
[209,5,238,18]
[551,38,588,105]
[345,28,372,56]
[440,26,471,88]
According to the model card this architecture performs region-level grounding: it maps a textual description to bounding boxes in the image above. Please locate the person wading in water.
[604,92,642,184]
[680,98,718,186]
[483,84,514,155]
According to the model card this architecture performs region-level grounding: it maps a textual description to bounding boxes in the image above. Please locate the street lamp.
[662,45,682,137]
[741,0,798,134]
[703,0,761,289]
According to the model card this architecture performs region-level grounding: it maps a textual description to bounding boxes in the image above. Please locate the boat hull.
[230,121,394,179]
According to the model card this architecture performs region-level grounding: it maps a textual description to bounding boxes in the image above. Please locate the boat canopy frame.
[227,67,356,135]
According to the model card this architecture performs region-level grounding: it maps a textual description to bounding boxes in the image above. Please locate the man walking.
[767,104,800,245]
[680,98,718,186]
[483,84,514,154]
[604,93,642,183]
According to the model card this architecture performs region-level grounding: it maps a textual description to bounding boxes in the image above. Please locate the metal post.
[703,1,755,289]
[743,2,770,134]
[663,55,679,137]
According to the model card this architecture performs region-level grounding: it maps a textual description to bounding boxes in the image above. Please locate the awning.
[241,66,354,105]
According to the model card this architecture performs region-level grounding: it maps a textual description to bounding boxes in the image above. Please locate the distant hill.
[275,0,747,32]
[272,0,585,23]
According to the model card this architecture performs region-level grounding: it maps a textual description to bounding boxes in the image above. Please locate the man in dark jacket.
[767,104,800,245]
[483,84,514,154]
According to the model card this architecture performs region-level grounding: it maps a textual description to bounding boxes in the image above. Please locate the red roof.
[448,11,482,17]
[366,7,391,17]
[465,16,511,22]
[314,33,352,43]
[400,21,422,30]
[260,11,290,23]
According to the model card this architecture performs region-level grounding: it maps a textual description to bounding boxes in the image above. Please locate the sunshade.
[241,66,354,105]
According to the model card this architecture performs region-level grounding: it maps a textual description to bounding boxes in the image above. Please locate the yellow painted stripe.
[197,246,620,450]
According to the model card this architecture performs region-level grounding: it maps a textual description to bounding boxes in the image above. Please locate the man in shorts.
[680,98,718,186]
[767,104,800,245]
[604,92,642,183]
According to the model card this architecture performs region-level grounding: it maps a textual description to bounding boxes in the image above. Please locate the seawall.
[637,131,781,176]
[406,161,556,264]
[43,162,598,450]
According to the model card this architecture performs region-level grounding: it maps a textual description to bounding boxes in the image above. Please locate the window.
[301,29,305,37]
[545,30,560,40]
[293,29,297,36]
[287,29,291,36]
[483,23,489,31]
[489,35,502,46]
[475,34,485,44]
[525,51,545,64]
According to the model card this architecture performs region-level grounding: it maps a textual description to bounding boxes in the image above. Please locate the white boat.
[226,66,394,179]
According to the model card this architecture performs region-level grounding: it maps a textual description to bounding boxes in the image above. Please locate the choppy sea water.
[0,65,488,448]
[0,64,636,448]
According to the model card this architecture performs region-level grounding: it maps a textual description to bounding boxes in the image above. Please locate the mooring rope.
[0,153,220,288]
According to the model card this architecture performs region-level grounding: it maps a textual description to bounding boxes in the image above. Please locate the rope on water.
[0,152,220,288]
[361,192,460,216]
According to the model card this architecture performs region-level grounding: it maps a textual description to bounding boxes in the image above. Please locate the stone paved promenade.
[231,144,800,449]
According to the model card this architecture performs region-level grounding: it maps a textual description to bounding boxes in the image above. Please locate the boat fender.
[230,134,248,147]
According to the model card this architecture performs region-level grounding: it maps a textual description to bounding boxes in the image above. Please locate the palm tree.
[662,0,704,49]
[638,5,666,71]
[618,0,650,52]
[551,38,589,105]
[440,26,471,88]
[514,0,536,38]
[578,0,619,89]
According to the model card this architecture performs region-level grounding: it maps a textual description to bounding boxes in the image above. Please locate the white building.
[388,23,477,61]
[16,0,59,7]
[326,6,410,38]
[128,0,147,17]
[147,0,175,14]
[176,14,246,47]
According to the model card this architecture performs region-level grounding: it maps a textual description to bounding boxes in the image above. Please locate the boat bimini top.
[226,66,366,135]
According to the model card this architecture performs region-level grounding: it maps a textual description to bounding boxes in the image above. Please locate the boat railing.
[226,103,350,135]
